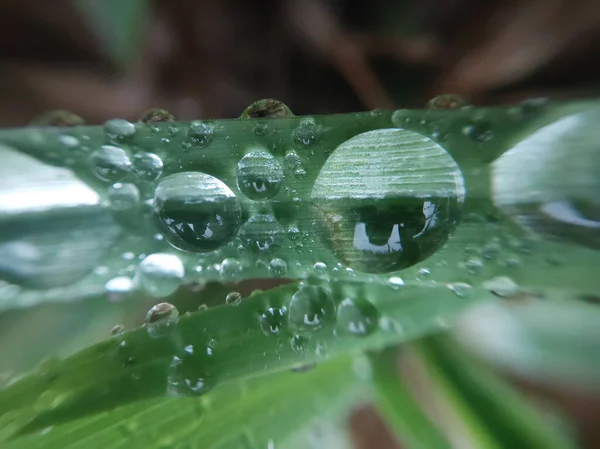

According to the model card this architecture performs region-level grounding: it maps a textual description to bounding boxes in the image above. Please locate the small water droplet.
[31,110,84,127]
[417,267,431,277]
[288,285,335,331]
[110,324,125,336]
[294,168,307,179]
[104,276,133,300]
[427,94,467,110]
[219,258,243,280]
[463,121,493,142]
[140,109,175,123]
[239,214,284,253]
[90,145,132,181]
[465,258,483,275]
[136,253,185,297]
[259,306,288,335]
[167,353,213,397]
[290,334,309,352]
[153,172,241,252]
[269,258,287,276]
[284,150,302,170]
[145,302,179,338]
[59,135,80,148]
[186,121,214,149]
[336,297,379,336]
[104,118,136,142]
[483,276,520,297]
[388,276,405,289]
[293,118,319,147]
[132,152,163,181]
[236,150,284,200]
[312,262,327,275]
[240,99,293,119]
[108,182,140,211]
[446,282,473,297]
[225,291,242,305]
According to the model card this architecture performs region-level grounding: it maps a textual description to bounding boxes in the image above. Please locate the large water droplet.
[259,306,288,335]
[288,285,335,331]
[167,350,213,397]
[153,172,241,252]
[269,258,287,276]
[90,145,132,181]
[240,99,293,119]
[132,152,163,181]
[145,302,179,338]
[239,214,284,253]
[336,297,379,336]
[225,291,242,305]
[311,129,465,273]
[236,150,284,200]
[492,110,600,249]
[220,258,243,280]
[136,253,184,297]
[108,182,140,211]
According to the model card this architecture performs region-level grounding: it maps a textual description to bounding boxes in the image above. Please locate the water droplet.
[220,258,243,280]
[225,291,242,305]
[463,121,493,142]
[388,276,405,289]
[446,282,473,297]
[290,334,309,352]
[294,168,307,179]
[311,129,465,273]
[293,118,319,147]
[186,121,214,149]
[140,109,175,123]
[145,302,179,338]
[284,150,302,170]
[104,118,136,141]
[90,145,132,181]
[153,172,241,252]
[111,324,125,336]
[31,110,84,127]
[483,276,520,297]
[132,152,163,181]
[136,253,184,297]
[427,94,467,110]
[288,285,335,331]
[465,257,483,275]
[417,267,431,277]
[391,109,411,128]
[492,111,600,249]
[259,306,288,335]
[239,214,284,253]
[104,276,134,299]
[269,258,287,276]
[236,150,284,200]
[167,353,213,397]
[240,99,293,119]
[108,182,140,211]
[308,263,328,278]
[59,135,80,148]
[336,297,379,336]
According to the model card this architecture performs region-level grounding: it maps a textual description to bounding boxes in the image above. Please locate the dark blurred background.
[0,0,599,126]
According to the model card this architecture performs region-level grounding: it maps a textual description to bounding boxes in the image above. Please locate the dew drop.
[104,276,134,298]
[136,253,184,297]
[225,291,242,305]
[269,258,287,276]
[186,121,214,149]
[427,94,467,110]
[388,276,405,289]
[104,119,136,142]
[140,109,175,123]
[483,276,520,297]
[236,150,284,200]
[312,262,327,275]
[219,258,243,280]
[259,306,288,335]
[311,129,464,273]
[59,135,80,148]
[462,121,493,142]
[446,282,473,298]
[132,152,163,181]
[284,150,302,170]
[153,172,241,252]
[239,214,284,253]
[145,302,179,338]
[111,324,125,336]
[465,258,483,275]
[293,118,319,147]
[167,352,213,397]
[290,334,309,352]
[336,297,379,336]
[108,182,140,211]
[240,99,293,119]
[288,285,335,331]
[90,145,132,181]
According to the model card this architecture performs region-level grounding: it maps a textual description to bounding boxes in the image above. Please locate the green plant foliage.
[1,98,599,447]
